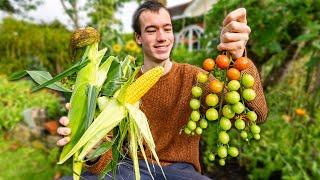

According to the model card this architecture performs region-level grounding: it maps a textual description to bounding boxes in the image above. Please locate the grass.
[0,134,71,180]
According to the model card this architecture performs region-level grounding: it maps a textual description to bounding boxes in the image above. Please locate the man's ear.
[135,32,142,45]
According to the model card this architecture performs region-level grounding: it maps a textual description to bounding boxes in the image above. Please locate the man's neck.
[142,58,173,75]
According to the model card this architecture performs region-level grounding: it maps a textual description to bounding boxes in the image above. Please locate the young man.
[58,1,268,179]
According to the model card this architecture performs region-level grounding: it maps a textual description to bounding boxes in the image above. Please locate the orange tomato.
[234,57,250,71]
[209,80,224,93]
[227,68,241,80]
[203,58,215,71]
[215,55,230,69]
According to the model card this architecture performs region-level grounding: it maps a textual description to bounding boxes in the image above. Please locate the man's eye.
[165,28,172,32]
[147,30,156,33]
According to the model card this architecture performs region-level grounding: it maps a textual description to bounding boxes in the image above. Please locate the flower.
[295,108,306,116]
[112,43,122,54]
[125,40,138,52]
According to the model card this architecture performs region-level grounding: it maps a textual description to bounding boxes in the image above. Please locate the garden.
[0,0,319,179]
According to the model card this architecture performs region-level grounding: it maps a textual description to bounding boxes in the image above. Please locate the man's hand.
[218,8,251,59]
[56,102,109,162]
[56,103,71,146]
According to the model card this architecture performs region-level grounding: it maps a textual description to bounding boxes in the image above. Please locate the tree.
[0,0,43,16]
[60,0,80,29]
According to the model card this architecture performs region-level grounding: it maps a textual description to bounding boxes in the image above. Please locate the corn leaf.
[126,103,167,180]
[129,119,140,180]
[101,58,122,96]
[58,99,126,164]
[84,85,98,129]
[73,152,82,180]
[125,103,155,149]
[136,124,154,180]
[117,118,129,151]
[97,56,115,88]
[99,127,122,180]
[25,71,72,92]
[78,128,111,160]
[86,134,118,160]
[8,70,28,80]
[32,59,90,92]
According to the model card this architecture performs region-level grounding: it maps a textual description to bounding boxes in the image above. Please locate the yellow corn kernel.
[125,66,164,104]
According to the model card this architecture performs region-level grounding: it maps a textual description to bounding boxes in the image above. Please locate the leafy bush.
[0,75,63,130]
[171,45,208,66]
[0,18,72,75]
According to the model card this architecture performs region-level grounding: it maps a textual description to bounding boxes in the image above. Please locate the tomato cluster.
[185,54,261,166]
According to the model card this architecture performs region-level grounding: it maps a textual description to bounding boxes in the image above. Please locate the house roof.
[168,1,193,18]
[168,0,217,20]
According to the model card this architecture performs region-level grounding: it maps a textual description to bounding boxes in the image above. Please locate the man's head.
[132,1,174,63]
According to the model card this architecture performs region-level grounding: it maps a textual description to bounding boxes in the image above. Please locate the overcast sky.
[0,0,191,33]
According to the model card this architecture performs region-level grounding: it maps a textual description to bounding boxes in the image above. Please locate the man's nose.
[156,29,166,42]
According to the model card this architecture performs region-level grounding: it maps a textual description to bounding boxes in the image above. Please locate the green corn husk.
[59,43,107,160]
[58,99,126,164]
[125,103,167,180]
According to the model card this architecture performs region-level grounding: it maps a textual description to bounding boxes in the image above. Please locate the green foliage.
[204,0,320,81]
[238,54,320,179]
[0,75,63,130]
[0,18,72,75]
[0,136,71,179]
[171,45,209,66]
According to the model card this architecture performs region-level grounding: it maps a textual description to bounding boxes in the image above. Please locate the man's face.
[135,8,174,63]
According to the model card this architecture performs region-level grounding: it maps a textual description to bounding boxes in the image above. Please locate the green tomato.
[254,133,261,140]
[184,128,192,135]
[222,105,235,119]
[242,88,256,101]
[232,102,245,114]
[199,118,208,129]
[218,131,230,144]
[240,131,248,139]
[205,93,219,107]
[197,72,208,83]
[190,110,200,121]
[241,74,254,88]
[217,146,228,158]
[208,153,215,161]
[247,111,257,122]
[195,127,203,135]
[206,108,219,121]
[219,159,226,166]
[250,124,261,134]
[235,118,245,130]
[227,80,240,91]
[189,99,200,110]
[192,86,203,97]
[187,121,197,130]
[228,147,239,157]
[219,117,231,131]
[225,91,240,104]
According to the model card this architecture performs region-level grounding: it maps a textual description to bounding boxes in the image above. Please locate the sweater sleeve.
[242,60,269,123]
[84,150,113,175]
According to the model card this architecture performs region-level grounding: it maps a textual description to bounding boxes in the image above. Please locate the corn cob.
[125,66,164,104]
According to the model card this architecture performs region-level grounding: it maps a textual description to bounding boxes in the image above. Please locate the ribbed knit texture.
[85,61,268,175]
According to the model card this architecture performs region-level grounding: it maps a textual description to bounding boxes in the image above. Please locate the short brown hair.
[132,1,171,35]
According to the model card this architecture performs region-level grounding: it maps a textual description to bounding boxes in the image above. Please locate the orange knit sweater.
[85,61,268,174]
